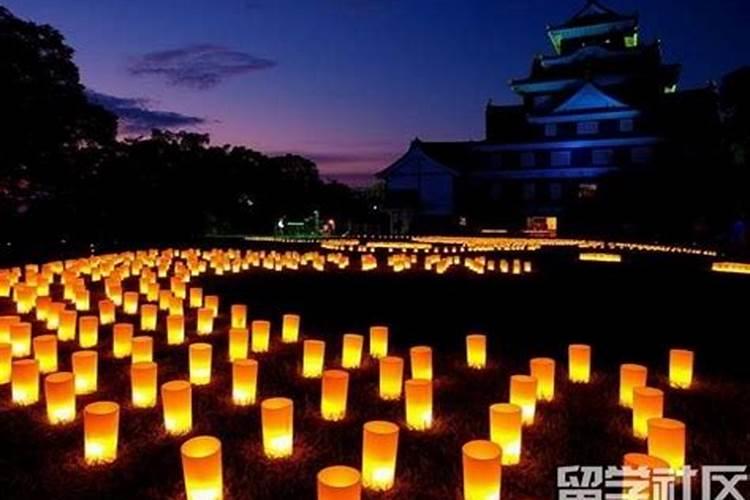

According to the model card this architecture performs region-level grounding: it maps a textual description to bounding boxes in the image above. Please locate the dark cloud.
[86,90,207,134]
[127,44,276,89]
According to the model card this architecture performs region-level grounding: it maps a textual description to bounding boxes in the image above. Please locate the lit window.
[592,149,613,165]
[625,33,639,48]
[544,123,557,137]
[549,183,562,201]
[523,183,536,201]
[578,183,598,199]
[619,119,634,133]
[521,152,536,168]
[631,147,653,164]
[577,121,599,135]
[551,151,571,167]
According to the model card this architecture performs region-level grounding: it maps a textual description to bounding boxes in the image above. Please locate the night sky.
[5,0,749,185]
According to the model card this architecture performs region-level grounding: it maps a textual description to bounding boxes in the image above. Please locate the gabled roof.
[551,82,628,113]
[552,0,636,30]
[377,139,479,179]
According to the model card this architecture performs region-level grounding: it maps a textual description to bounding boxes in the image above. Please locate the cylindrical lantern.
[647,418,686,473]
[11,359,39,405]
[167,314,185,345]
[232,359,258,406]
[204,295,219,317]
[669,349,694,389]
[46,304,64,330]
[261,397,294,458]
[321,369,349,421]
[623,453,670,499]
[98,299,116,325]
[0,315,21,343]
[410,346,433,380]
[489,403,522,465]
[132,336,153,364]
[231,304,247,329]
[282,314,300,343]
[341,334,364,369]
[462,440,502,500]
[568,344,591,383]
[162,380,192,435]
[189,343,213,385]
[84,401,120,465]
[79,316,99,348]
[529,357,555,401]
[123,291,139,315]
[34,334,58,373]
[36,296,52,321]
[140,304,158,331]
[58,310,77,342]
[158,290,173,310]
[10,321,31,357]
[303,340,325,378]
[45,372,76,424]
[317,466,361,500]
[379,356,404,400]
[131,361,158,408]
[405,379,432,430]
[0,343,12,384]
[369,326,388,359]
[229,328,249,361]
[509,375,538,425]
[75,289,90,311]
[619,364,648,408]
[181,436,223,500]
[189,287,203,308]
[113,323,134,358]
[361,421,399,491]
[251,320,271,353]
[466,334,487,369]
[72,350,98,395]
[197,308,214,335]
[632,387,664,439]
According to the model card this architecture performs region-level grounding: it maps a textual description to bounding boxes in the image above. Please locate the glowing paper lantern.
[568,344,591,383]
[113,323,134,358]
[75,289,90,311]
[228,328,249,361]
[623,453,670,499]
[189,343,213,385]
[317,465,362,500]
[282,314,300,343]
[140,304,158,332]
[303,340,326,378]
[489,403,522,465]
[0,343,12,384]
[619,364,648,408]
[0,315,21,343]
[78,316,99,348]
[404,379,432,430]
[123,291,139,315]
[321,369,349,421]
[647,418,686,473]
[529,357,555,401]
[361,421,399,491]
[231,305,247,329]
[204,295,219,317]
[33,334,58,373]
[83,401,120,465]
[410,346,432,380]
[632,387,664,439]
[167,314,185,345]
[132,336,153,364]
[462,440,502,500]
[197,308,214,336]
[189,287,203,308]
[10,321,31,357]
[58,310,77,342]
[98,299,116,325]
[379,356,404,400]
[369,326,388,359]
[342,334,364,369]
[668,349,694,389]
[162,380,192,435]
[45,372,76,424]
[509,375,538,425]
[12,359,39,405]
[131,361,158,408]
[72,350,98,394]
[261,397,294,458]
[46,303,64,330]
[232,359,258,406]
[36,296,52,321]
[251,320,271,353]
[181,436,223,500]
[158,290,173,311]
[466,334,487,369]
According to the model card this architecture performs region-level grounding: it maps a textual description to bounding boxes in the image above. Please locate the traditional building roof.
[376,139,480,179]
[551,0,635,30]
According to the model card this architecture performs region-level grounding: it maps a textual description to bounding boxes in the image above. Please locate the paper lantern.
[379,356,404,400]
[181,436,223,500]
[189,287,203,308]
[632,387,664,439]
[251,320,271,353]
[169,296,184,317]
[369,326,388,359]
[14,284,35,313]
[341,334,364,369]
[0,343,12,384]
[162,380,192,435]
[261,397,294,458]
[509,375,538,425]
[123,291,139,315]
[109,284,123,306]
[0,315,21,343]
[98,299,116,325]
[669,349,694,389]
[410,346,433,380]
[72,350,98,395]
[132,336,153,364]
[140,304,158,332]
[189,343,213,386]
[131,362,158,408]
[36,296,52,321]
[147,282,160,302]
[405,379,432,430]
[282,314,300,343]
[10,321,31,357]
[303,340,326,378]
[229,328,249,361]
[45,372,76,424]
[78,316,99,348]
[529,357,555,401]
[204,295,219,317]
[158,290,173,310]
[84,401,120,465]
[232,359,258,406]
[568,344,591,383]
[321,370,349,421]
[623,453,670,499]
[466,334,487,369]
[619,364,648,408]
[33,334,58,373]
[197,308,214,336]
[317,465,361,500]
[167,314,185,345]
[361,421,399,491]
[647,418,686,473]
[75,289,90,311]
[46,303,64,330]
[12,359,39,405]
[113,323,134,358]
[489,403,522,465]
[58,310,77,342]
[462,440,502,500]
[231,305,247,329]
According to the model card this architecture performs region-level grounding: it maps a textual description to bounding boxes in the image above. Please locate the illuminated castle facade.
[378,1,719,234]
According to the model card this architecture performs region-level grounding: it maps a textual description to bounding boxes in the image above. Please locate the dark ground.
[0,248,749,499]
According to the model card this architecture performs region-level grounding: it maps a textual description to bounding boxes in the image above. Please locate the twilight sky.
[5,0,749,185]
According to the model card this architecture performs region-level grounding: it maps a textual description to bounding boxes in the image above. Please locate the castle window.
[592,149,613,165]
[578,183,598,199]
[521,152,536,168]
[619,119,634,133]
[544,123,557,137]
[523,182,536,201]
[631,146,653,164]
[551,151,571,167]
[549,183,562,201]
[577,121,599,135]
